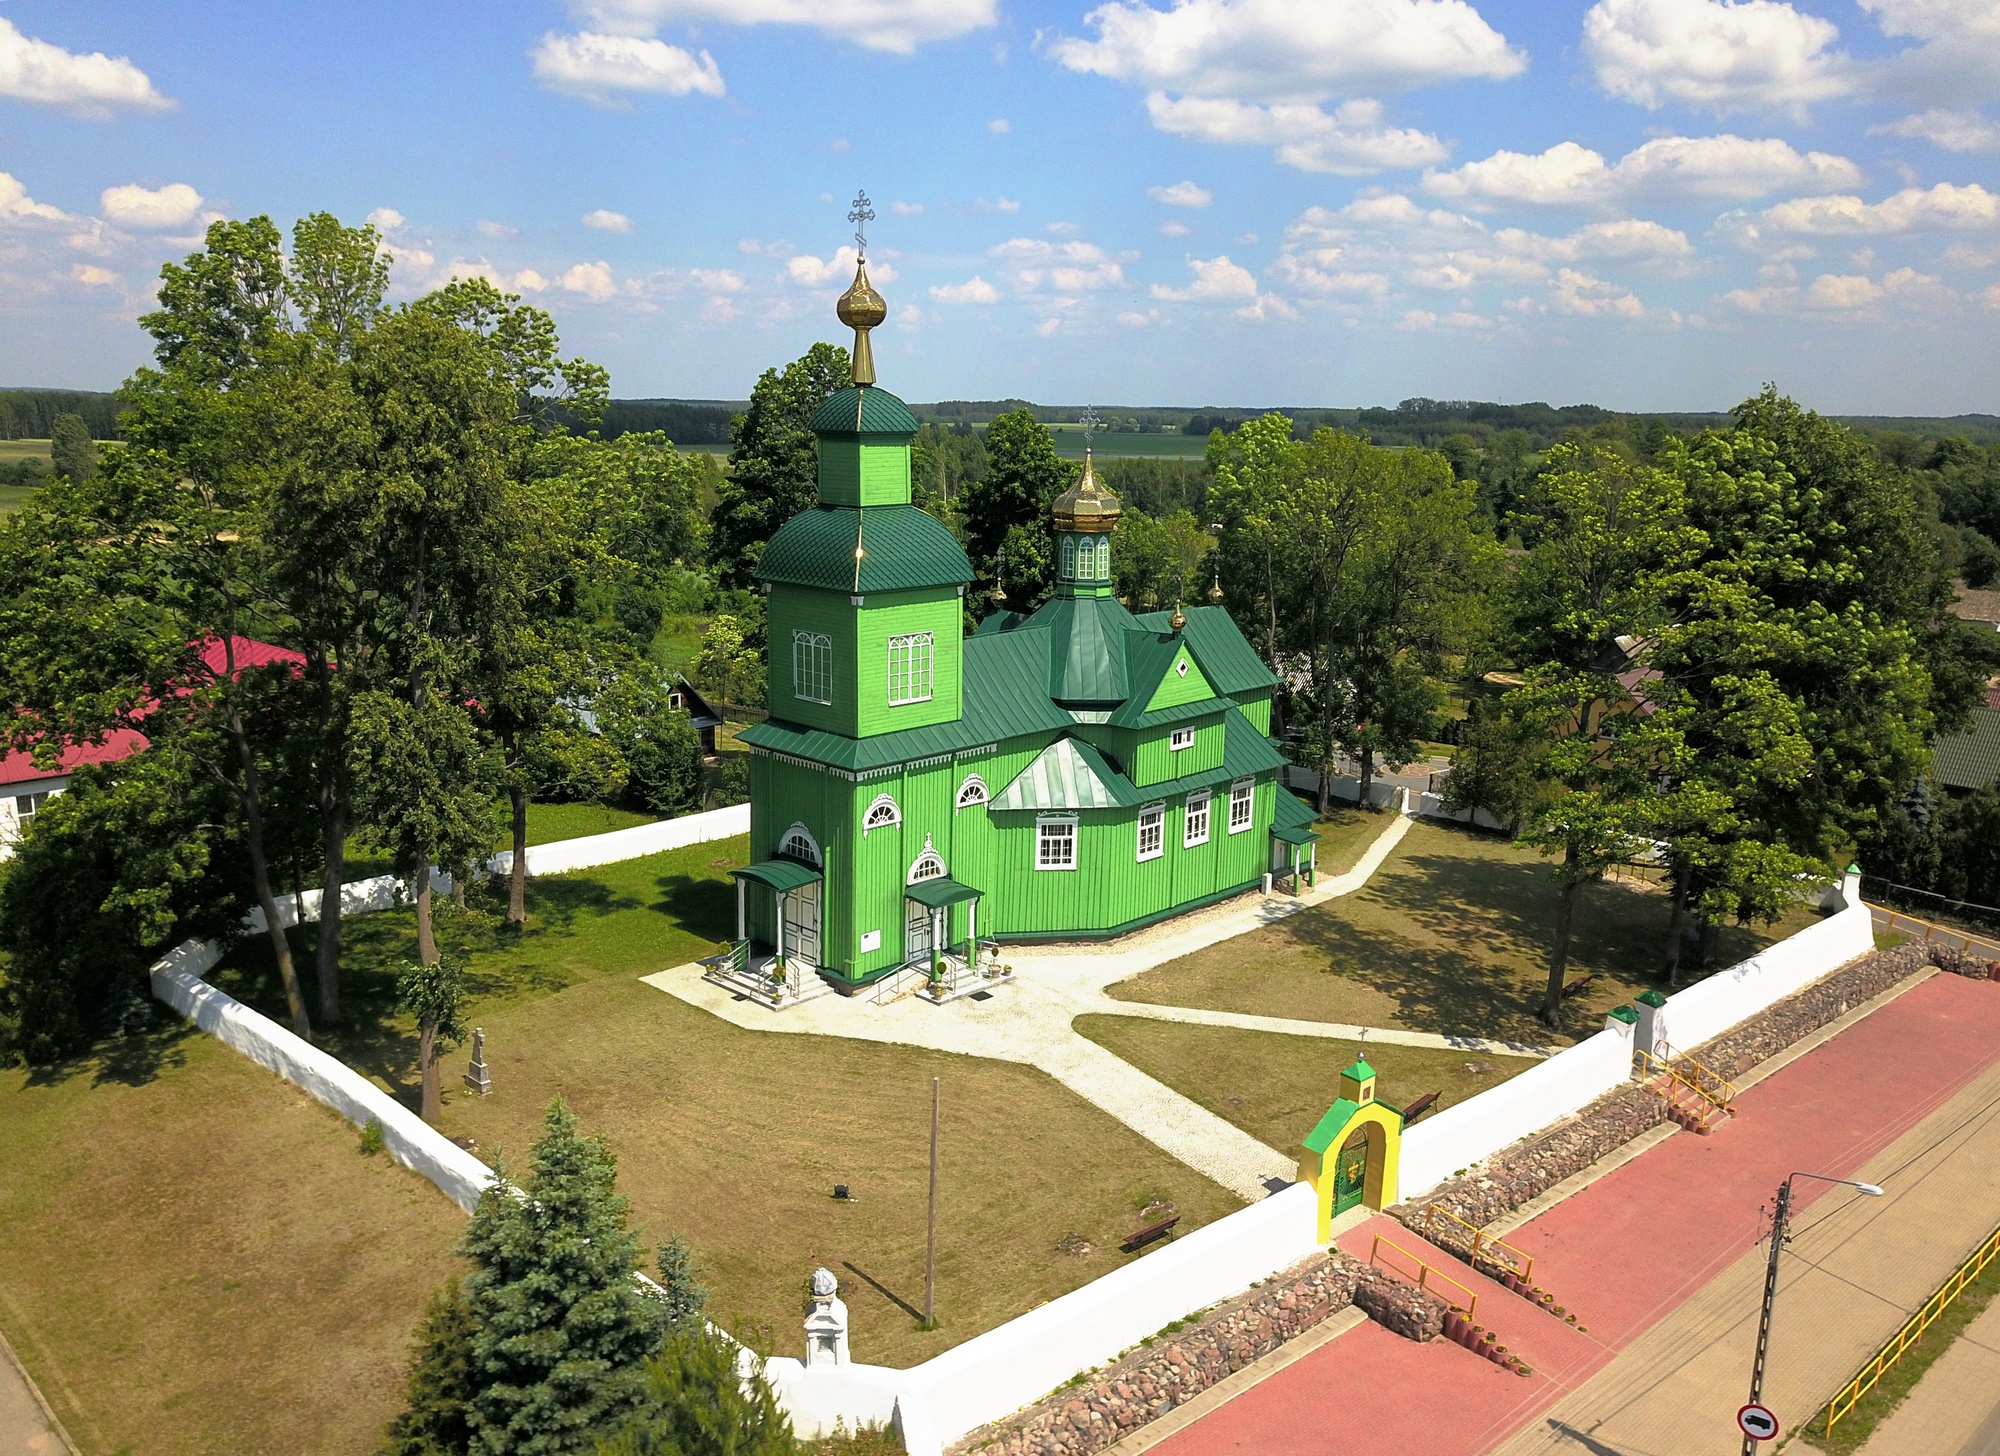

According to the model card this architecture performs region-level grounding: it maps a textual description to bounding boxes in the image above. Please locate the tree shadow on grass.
[650,874,734,943]
[23,1017,200,1090]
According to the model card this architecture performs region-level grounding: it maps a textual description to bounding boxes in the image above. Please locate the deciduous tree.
[710,344,848,590]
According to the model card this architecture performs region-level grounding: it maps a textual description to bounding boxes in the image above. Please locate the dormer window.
[1170,726,1195,752]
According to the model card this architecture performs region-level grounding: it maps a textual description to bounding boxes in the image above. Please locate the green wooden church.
[725,257,1318,997]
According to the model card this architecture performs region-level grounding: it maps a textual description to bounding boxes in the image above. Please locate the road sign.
[1738,1404,1779,1441]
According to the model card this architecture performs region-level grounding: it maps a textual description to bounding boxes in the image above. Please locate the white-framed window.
[863,794,901,834]
[778,822,822,867]
[1228,777,1255,833]
[1184,791,1211,847]
[908,847,946,884]
[792,630,832,704]
[1037,816,1077,870]
[886,632,935,705]
[1136,803,1165,861]
[1170,725,1195,752]
[1061,535,1076,579]
[1086,537,1107,580]
[956,775,989,809]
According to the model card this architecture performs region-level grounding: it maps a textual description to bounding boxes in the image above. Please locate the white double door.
[782,883,820,969]
[906,898,937,963]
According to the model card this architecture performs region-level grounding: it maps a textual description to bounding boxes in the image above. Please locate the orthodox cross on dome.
[1079,405,1101,453]
[848,190,875,262]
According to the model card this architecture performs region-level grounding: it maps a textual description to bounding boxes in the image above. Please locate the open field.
[1027,423,1210,461]
[1073,1015,1537,1157]
[0,1030,464,1456]
[214,836,1242,1367]
[0,439,51,463]
[1108,820,1824,1045]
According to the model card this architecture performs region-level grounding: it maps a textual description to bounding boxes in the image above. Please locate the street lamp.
[1741,1172,1886,1453]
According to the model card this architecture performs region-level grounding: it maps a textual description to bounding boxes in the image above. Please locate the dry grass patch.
[435,976,1242,1369]
[1073,1015,1536,1155]
[0,1030,463,1456]
[1108,820,1823,1046]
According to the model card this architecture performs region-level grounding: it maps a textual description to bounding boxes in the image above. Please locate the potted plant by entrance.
[928,955,947,1000]
[770,955,788,1004]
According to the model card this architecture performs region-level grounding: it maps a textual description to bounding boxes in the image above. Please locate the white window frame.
[1184,791,1211,847]
[1036,816,1078,871]
[886,631,935,706]
[792,630,832,705]
[1228,777,1255,834]
[1169,725,1196,752]
[1136,803,1165,862]
[1061,535,1076,580]
[955,774,989,810]
[862,793,902,835]
[777,821,822,867]
[908,847,947,884]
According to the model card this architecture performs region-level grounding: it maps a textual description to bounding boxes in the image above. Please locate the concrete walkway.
[643,809,1506,1202]
[1141,970,2000,1456]
[1855,1290,2000,1456]
[0,1332,68,1456]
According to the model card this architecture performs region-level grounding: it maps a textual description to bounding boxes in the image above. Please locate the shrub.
[361,1118,386,1156]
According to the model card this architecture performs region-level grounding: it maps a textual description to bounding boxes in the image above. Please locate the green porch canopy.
[904,876,982,909]
[731,859,823,894]
[1272,823,1318,846]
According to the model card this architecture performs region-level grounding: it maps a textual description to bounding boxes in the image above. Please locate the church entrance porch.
[712,858,836,1009]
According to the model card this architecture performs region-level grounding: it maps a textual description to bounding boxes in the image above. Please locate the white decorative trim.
[1136,802,1166,862]
[1184,789,1212,847]
[956,774,989,810]
[862,793,901,835]
[1227,777,1255,834]
[778,821,823,867]
[908,838,947,884]
[1035,814,1079,871]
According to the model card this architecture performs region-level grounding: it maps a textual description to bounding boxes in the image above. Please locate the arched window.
[1092,537,1110,580]
[777,822,822,867]
[956,774,989,810]
[862,793,901,835]
[1061,535,1076,580]
[792,631,832,704]
[908,845,946,884]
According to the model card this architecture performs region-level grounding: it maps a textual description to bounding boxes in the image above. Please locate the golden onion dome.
[1052,451,1122,534]
[836,260,887,386]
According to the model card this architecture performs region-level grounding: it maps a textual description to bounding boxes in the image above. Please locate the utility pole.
[1742,1177,1792,1456]
[926,1076,940,1328]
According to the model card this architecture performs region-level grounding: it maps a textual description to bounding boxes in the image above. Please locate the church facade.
[731,259,1317,993]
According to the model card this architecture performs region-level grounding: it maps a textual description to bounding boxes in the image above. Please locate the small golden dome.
[1170,602,1187,633]
[837,260,886,386]
[1052,451,1122,534]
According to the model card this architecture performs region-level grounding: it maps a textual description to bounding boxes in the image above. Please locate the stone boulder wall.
[1396,940,1941,1238]
[949,1251,1405,1456]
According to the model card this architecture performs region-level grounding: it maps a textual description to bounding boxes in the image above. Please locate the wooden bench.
[1401,1090,1441,1124]
[1122,1215,1180,1252]
[1560,973,1598,1000]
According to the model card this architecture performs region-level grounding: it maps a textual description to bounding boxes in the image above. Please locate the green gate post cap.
[1635,989,1667,1008]
[1607,1005,1639,1025]
[1846,862,1861,875]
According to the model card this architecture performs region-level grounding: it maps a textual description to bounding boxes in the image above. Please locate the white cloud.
[1151,254,1260,302]
[70,263,119,287]
[559,261,619,300]
[367,207,406,231]
[691,267,746,292]
[1048,0,1523,103]
[1149,180,1213,207]
[1985,282,2000,308]
[988,117,1011,133]
[561,0,996,54]
[1871,109,2000,153]
[1744,182,2000,236]
[532,32,725,104]
[477,219,520,238]
[892,200,925,216]
[1582,0,1851,114]
[1398,308,1494,330]
[930,275,1000,303]
[583,208,635,232]
[978,195,1023,213]
[1862,0,2000,107]
[990,237,1126,291]
[1726,263,1949,312]
[0,18,172,117]
[1423,133,1862,204]
[0,172,74,226]
[1551,266,1646,316]
[99,182,203,229]
[1159,220,1192,236]
[787,245,897,286]
[1147,94,1448,174]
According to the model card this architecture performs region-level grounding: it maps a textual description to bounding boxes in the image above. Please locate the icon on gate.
[1738,1404,1779,1441]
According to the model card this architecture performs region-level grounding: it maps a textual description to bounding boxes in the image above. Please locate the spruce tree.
[383,1278,477,1456]
[596,1323,798,1456]
[463,1100,669,1455]
[49,412,97,481]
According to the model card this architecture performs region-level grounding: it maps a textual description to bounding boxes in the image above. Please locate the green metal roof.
[809,385,920,437]
[905,875,982,909]
[1045,595,1138,704]
[756,504,973,594]
[1273,823,1317,845]
[1933,707,2000,791]
[991,737,1122,811]
[1302,1098,1362,1154]
[1273,787,1316,832]
[731,859,822,893]
[1132,606,1279,696]
[1345,1058,1377,1081]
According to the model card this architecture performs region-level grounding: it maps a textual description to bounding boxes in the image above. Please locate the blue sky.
[3,0,1999,412]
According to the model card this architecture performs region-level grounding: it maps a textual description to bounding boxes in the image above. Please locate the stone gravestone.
[803,1266,849,1367]
[464,1028,492,1096]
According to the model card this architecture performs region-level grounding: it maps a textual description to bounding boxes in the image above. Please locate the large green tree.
[48,412,96,482]
[961,409,1075,608]
[709,344,848,591]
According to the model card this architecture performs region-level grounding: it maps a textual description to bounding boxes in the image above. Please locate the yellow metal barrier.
[1422,1204,1535,1286]
[1370,1233,1478,1318]
[1634,1047,1732,1129]
[1825,1220,2000,1436]
[1656,1040,1738,1111]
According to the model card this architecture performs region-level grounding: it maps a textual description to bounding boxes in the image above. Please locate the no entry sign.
[1738,1404,1779,1441]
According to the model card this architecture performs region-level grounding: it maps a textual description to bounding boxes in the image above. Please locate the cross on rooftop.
[848,190,875,260]
[1079,405,1101,450]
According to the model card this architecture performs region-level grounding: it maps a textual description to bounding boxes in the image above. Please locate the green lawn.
[213,836,1243,1367]
[1305,804,1394,878]
[491,799,661,849]
[0,438,51,463]
[0,1030,464,1456]
[1074,1015,1536,1156]
[1108,820,1824,1045]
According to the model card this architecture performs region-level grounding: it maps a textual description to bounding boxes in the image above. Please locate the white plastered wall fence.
[153,803,1880,1456]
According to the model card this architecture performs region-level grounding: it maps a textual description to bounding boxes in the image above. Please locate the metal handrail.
[1825,1221,2000,1435]
[1635,1047,1731,1124]
[1370,1234,1478,1318]
[1655,1040,1737,1110]
[1423,1204,1535,1285]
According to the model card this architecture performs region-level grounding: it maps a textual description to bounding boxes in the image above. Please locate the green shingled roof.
[1132,606,1279,695]
[756,504,973,594]
[809,386,921,437]
[1934,707,2000,791]
[1273,787,1317,832]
